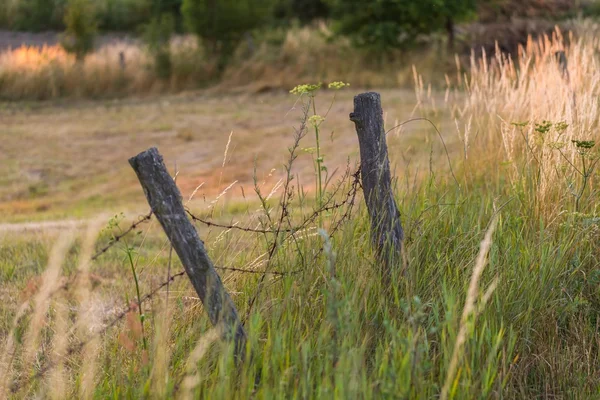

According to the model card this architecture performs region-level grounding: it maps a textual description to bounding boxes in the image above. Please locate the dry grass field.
[0,87,455,223]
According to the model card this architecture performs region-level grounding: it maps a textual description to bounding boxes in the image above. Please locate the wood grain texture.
[350,92,404,274]
[129,147,246,355]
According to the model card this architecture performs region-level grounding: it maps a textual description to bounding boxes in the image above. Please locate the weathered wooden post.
[350,92,404,275]
[129,147,246,356]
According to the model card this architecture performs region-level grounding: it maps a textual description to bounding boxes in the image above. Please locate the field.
[0,87,453,223]
[1,29,600,399]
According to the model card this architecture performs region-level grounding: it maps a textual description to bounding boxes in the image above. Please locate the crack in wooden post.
[129,147,246,357]
[350,92,404,277]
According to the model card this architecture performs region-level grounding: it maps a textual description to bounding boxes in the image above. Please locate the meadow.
[0,24,457,101]
[1,27,600,399]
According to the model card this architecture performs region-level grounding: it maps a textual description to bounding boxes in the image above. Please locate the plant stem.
[312,96,323,221]
[576,153,587,212]
[124,241,147,350]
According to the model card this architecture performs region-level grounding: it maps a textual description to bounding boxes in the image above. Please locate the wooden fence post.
[129,147,246,356]
[350,92,404,275]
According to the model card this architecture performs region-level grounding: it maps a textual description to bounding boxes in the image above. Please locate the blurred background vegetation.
[0,0,592,42]
[0,0,599,99]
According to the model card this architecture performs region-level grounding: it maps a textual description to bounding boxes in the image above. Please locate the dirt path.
[0,219,89,232]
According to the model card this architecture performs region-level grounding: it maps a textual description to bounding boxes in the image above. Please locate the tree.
[143,13,176,80]
[329,0,476,52]
[441,0,477,50]
[96,0,153,31]
[181,0,274,70]
[13,0,67,31]
[62,0,97,61]
[275,0,330,23]
[478,0,576,22]
[150,0,185,31]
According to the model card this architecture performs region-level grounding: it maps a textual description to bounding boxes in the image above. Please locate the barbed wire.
[12,162,362,394]
[11,269,186,394]
[91,211,153,261]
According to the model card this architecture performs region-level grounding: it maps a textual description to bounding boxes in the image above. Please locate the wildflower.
[290,83,321,96]
[308,115,325,128]
[328,81,350,90]
[555,121,569,133]
[572,140,596,149]
[534,121,552,135]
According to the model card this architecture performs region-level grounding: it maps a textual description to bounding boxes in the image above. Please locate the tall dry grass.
[0,36,213,100]
[0,299,29,397]
[75,219,104,400]
[0,26,451,100]
[48,289,69,400]
[21,231,75,379]
[222,24,448,92]
[454,27,600,220]
[0,220,108,398]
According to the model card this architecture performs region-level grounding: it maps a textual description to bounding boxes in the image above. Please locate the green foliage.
[2,89,600,396]
[151,0,184,20]
[96,0,153,31]
[181,0,274,69]
[12,0,67,31]
[290,81,349,222]
[1,0,186,31]
[142,13,176,80]
[274,0,330,23]
[0,2,9,28]
[582,0,600,18]
[9,163,600,397]
[329,0,476,51]
[152,0,185,31]
[62,0,97,61]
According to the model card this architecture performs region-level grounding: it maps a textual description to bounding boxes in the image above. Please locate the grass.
[0,25,457,101]
[0,87,451,223]
[0,37,212,100]
[1,27,600,399]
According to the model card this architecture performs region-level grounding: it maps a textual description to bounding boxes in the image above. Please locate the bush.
[96,0,153,31]
[181,0,274,70]
[152,0,184,30]
[142,13,176,80]
[274,0,330,23]
[12,0,67,31]
[478,0,577,22]
[0,2,9,28]
[329,0,476,52]
[61,0,97,61]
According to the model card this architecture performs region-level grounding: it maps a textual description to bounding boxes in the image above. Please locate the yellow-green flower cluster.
[328,81,350,90]
[572,140,596,149]
[308,115,325,127]
[290,83,322,95]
